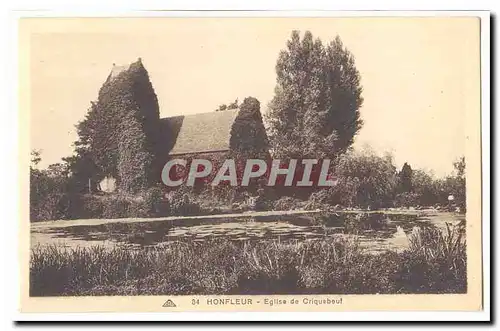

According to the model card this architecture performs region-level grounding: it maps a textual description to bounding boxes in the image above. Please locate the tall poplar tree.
[266,31,364,159]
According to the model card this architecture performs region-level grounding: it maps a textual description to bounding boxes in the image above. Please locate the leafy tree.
[450,156,466,210]
[228,99,239,110]
[62,147,98,193]
[453,156,466,179]
[30,151,70,221]
[434,157,466,210]
[395,158,466,209]
[411,169,438,206]
[76,98,118,178]
[215,99,239,112]
[215,104,228,112]
[266,31,363,159]
[47,163,69,178]
[31,150,41,167]
[399,162,413,193]
[330,149,398,208]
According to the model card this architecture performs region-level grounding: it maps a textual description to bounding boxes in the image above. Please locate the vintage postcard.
[18,13,486,316]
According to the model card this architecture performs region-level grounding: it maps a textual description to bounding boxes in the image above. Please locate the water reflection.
[34,211,462,254]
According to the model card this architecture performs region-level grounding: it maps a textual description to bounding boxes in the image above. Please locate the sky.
[25,17,480,177]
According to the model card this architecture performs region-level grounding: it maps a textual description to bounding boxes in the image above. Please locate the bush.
[332,149,398,209]
[168,190,201,216]
[308,190,331,204]
[79,195,105,218]
[343,213,389,234]
[30,166,69,221]
[303,190,340,211]
[126,187,170,218]
[30,191,66,221]
[102,196,130,218]
[78,195,132,219]
[394,192,420,208]
[74,188,170,219]
[144,186,170,216]
[393,158,466,210]
[254,188,274,211]
[410,169,439,206]
[272,196,304,211]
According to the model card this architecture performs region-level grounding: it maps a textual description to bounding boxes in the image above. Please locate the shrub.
[126,199,149,218]
[74,189,171,219]
[102,196,130,219]
[272,196,304,211]
[79,195,132,219]
[30,166,69,221]
[332,149,398,209]
[343,213,389,234]
[411,169,439,206]
[168,190,201,216]
[79,195,105,218]
[254,188,273,211]
[394,192,420,208]
[303,189,340,211]
[30,191,66,221]
[144,186,170,216]
[126,187,170,218]
[308,190,331,204]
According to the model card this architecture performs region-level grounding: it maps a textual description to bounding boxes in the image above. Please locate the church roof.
[160,109,239,156]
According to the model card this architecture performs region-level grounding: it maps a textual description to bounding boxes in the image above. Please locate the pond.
[30,210,465,254]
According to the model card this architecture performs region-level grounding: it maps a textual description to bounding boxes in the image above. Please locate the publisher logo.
[162,299,177,308]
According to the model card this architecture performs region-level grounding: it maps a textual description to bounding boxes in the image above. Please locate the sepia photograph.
[17,14,485,314]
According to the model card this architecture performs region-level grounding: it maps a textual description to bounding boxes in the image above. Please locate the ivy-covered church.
[87,58,269,194]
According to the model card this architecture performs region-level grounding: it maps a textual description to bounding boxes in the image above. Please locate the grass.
[30,222,466,296]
